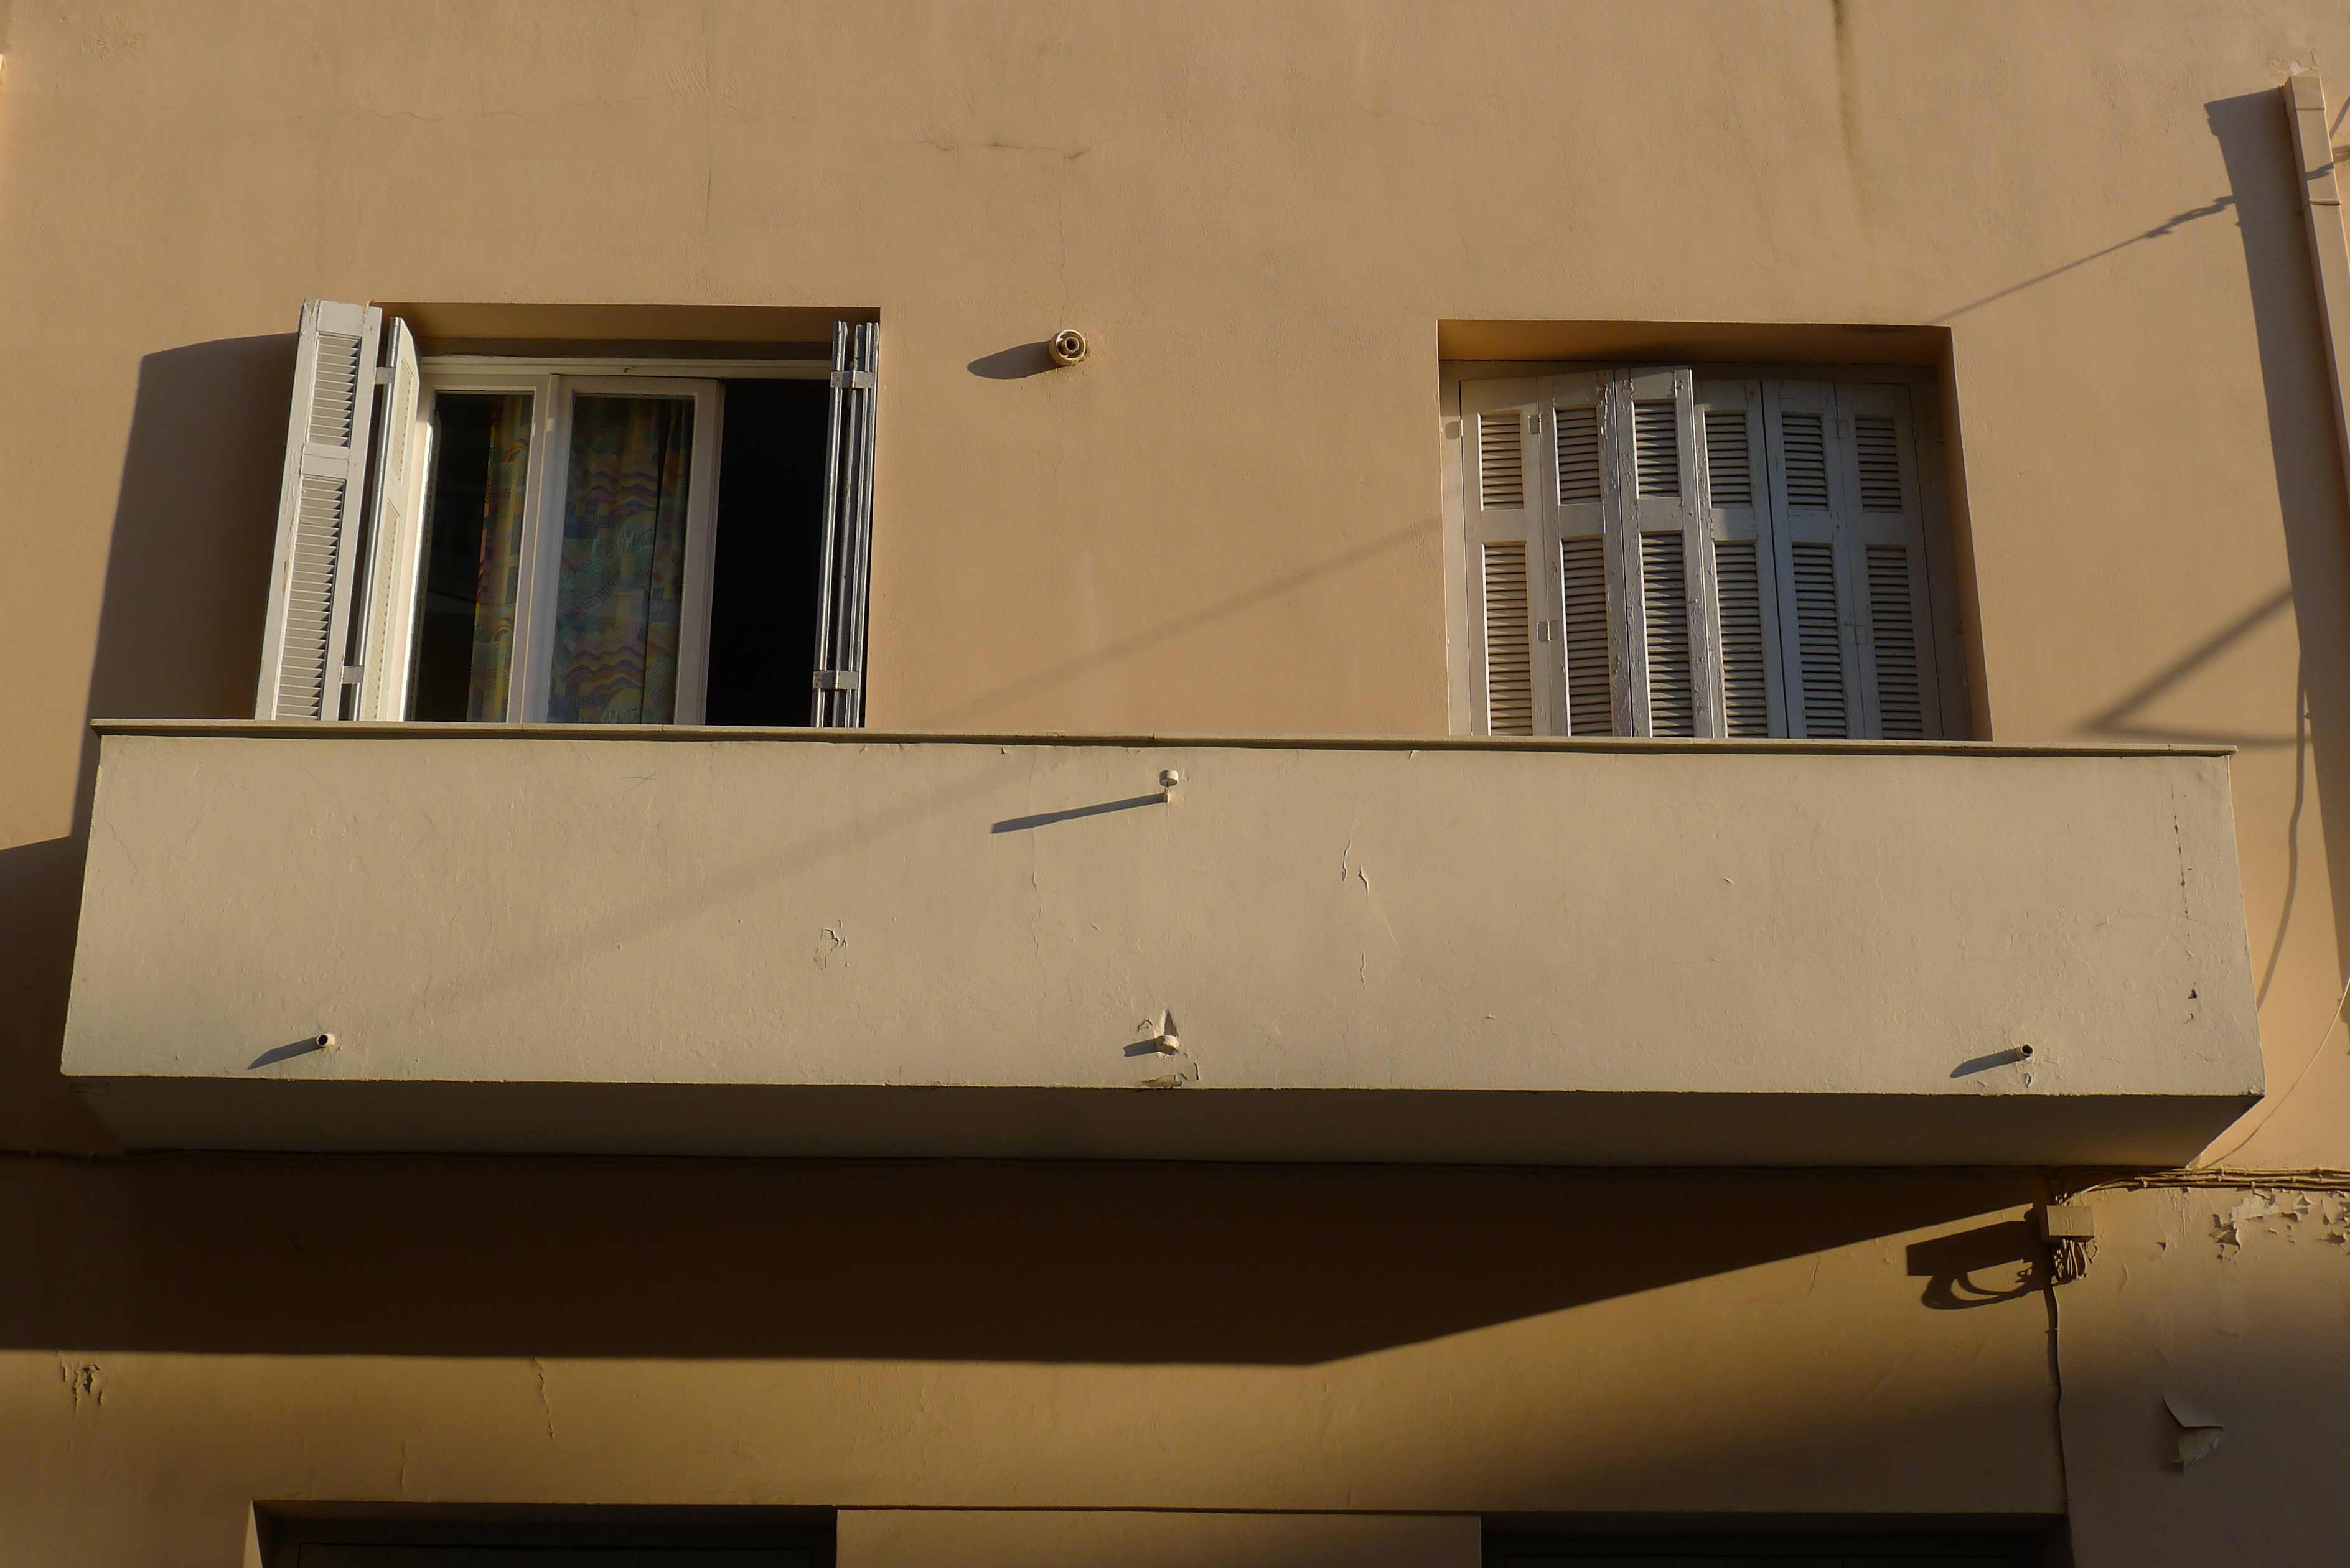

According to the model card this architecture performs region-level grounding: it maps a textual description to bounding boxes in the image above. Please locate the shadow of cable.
[992,792,1168,833]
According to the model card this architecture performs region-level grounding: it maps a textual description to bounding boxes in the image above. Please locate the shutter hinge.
[374,367,395,386]
[338,665,364,687]
[813,669,864,691]
[830,370,877,391]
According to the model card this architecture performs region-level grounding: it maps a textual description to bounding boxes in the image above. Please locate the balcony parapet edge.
[85,719,2238,760]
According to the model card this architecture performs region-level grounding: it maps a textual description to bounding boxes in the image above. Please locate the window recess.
[253,301,879,727]
[1461,366,1953,739]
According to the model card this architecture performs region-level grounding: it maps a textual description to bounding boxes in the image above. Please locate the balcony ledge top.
[88,719,2236,760]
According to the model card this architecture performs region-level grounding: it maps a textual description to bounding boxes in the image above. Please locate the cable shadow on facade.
[917,517,1438,728]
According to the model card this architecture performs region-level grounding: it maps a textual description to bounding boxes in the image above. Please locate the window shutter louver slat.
[1761,380,1850,738]
[812,320,881,727]
[1461,378,1557,734]
[1560,537,1612,735]
[1640,532,1695,735]
[1780,413,1830,509]
[1478,411,1526,508]
[1535,371,1608,735]
[355,317,423,720]
[256,299,383,721]
[1481,541,1534,734]
[1702,408,1753,506]
[1866,544,1925,737]
[1632,399,1680,497]
[1791,541,1848,736]
[1555,404,1602,505]
[1855,415,1903,510]
[1834,381,1944,737]
[1697,379,1784,736]
[1608,368,1711,736]
[1714,539,1770,735]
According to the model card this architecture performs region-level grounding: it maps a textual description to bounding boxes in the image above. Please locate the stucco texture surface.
[1,2,2349,1565]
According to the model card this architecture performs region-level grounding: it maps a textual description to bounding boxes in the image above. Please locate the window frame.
[375,356,826,726]
[1441,358,1967,741]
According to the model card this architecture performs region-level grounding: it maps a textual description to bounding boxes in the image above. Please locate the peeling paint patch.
[2166,1393,2225,1466]
[2208,1189,2350,1255]
[58,1358,105,1412]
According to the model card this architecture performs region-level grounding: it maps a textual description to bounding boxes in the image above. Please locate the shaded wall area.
[0,332,296,1156]
[0,1155,2066,1562]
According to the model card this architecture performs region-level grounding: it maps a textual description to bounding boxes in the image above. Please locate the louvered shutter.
[354,317,423,720]
[812,320,881,727]
[1461,378,1554,735]
[1762,380,1852,737]
[1605,367,1710,737]
[1695,378,1784,737]
[1835,382,1944,738]
[1538,371,1613,735]
[255,299,383,719]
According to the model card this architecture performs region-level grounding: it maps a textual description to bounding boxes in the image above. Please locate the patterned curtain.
[548,396,695,724]
[466,394,533,722]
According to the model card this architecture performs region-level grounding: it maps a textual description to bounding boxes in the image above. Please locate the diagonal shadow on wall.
[0,1153,2043,1364]
[2192,93,2350,994]
[1,335,297,1157]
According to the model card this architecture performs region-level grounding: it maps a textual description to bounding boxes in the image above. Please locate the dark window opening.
[408,393,507,722]
[704,376,831,726]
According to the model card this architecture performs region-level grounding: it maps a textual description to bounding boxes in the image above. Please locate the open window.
[253,301,879,727]
[1458,363,1963,739]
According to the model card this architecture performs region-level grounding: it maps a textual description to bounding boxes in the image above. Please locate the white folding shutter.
[1762,379,1851,738]
[1835,381,1944,739]
[1461,378,1555,735]
[1695,378,1784,737]
[1605,366,1708,737]
[255,299,383,720]
[812,320,881,727]
[1539,371,1614,735]
[355,317,423,721]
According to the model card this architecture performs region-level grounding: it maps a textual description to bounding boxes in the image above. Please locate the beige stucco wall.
[4,1,2350,1564]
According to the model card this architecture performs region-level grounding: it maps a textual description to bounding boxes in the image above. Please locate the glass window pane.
[405,391,533,721]
[547,393,695,724]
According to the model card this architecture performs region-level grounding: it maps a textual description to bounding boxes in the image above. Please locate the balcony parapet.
[63,723,2263,1164]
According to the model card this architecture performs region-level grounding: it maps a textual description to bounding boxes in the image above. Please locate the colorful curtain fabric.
[546,394,694,724]
[466,394,533,722]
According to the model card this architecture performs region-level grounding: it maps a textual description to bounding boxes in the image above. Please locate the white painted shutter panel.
[1539,371,1613,735]
[1461,378,1556,735]
[1762,379,1851,737]
[1835,381,1944,738]
[812,320,881,727]
[1605,367,1710,737]
[255,299,383,719]
[1695,378,1784,737]
[355,317,423,720]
